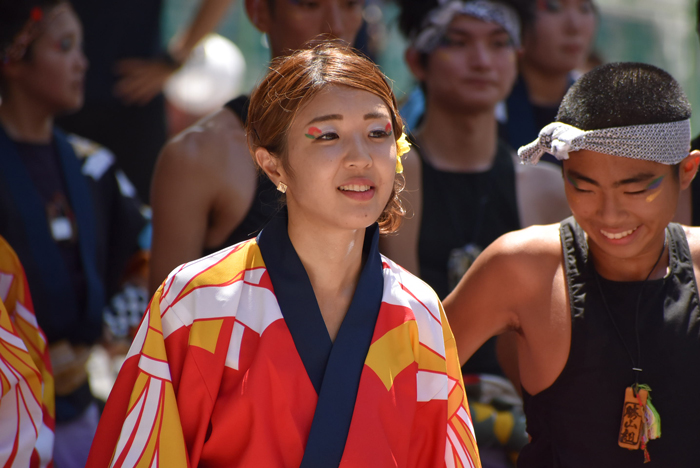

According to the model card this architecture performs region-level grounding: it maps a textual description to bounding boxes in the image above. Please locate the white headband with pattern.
[412,0,521,53]
[518,120,692,165]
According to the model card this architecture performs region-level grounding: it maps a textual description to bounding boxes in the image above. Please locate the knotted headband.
[412,0,521,53]
[518,120,692,165]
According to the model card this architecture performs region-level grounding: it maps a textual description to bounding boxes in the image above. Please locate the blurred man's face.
[253,0,363,58]
[421,15,518,113]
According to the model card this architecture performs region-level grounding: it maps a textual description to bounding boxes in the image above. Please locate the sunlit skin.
[441,148,700,398]
[261,0,363,57]
[257,85,397,237]
[562,150,687,280]
[255,85,398,339]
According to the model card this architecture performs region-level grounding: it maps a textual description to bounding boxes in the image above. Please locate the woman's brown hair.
[246,39,405,234]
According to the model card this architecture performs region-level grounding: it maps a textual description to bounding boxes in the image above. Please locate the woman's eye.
[317,132,338,141]
[58,37,74,51]
[369,130,391,138]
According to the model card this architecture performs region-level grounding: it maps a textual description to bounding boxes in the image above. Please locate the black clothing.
[202,97,278,255]
[224,95,250,124]
[57,95,167,204]
[519,217,700,467]
[416,139,520,376]
[417,139,521,299]
[16,141,87,317]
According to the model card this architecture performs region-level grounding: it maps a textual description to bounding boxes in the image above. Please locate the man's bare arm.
[148,133,216,293]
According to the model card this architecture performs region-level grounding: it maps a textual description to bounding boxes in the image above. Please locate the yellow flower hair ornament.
[396,132,411,174]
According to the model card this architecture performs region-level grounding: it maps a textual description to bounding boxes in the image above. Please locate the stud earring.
[277,182,287,193]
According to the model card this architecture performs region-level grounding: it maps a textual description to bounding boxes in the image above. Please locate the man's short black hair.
[556,62,691,131]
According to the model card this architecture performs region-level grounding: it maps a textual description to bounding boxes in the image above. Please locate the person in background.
[685,0,700,225]
[383,1,569,466]
[503,0,596,163]
[0,236,54,468]
[87,42,481,468]
[446,62,700,467]
[56,0,238,202]
[0,1,148,465]
[148,0,364,294]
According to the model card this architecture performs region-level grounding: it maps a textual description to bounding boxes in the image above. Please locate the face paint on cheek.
[305,127,322,140]
[385,123,392,136]
[645,175,665,203]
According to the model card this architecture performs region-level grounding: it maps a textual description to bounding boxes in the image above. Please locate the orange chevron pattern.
[88,240,481,468]
[0,236,54,468]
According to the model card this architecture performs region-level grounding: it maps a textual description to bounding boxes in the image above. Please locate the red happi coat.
[87,224,481,468]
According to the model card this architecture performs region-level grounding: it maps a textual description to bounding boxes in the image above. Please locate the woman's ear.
[255,147,285,186]
[680,150,700,190]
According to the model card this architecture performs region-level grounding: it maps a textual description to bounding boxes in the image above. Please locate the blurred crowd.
[0,0,698,467]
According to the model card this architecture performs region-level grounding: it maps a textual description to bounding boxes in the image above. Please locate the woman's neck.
[0,92,53,143]
[286,212,367,341]
[519,61,571,107]
[416,102,497,172]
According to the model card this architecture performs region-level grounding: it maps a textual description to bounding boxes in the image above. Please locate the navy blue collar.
[257,213,384,467]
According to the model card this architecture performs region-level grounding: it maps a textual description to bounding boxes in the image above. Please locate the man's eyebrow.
[566,170,658,187]
[306,114,343,126]
[612,173,656,187]
[566,170,599,186]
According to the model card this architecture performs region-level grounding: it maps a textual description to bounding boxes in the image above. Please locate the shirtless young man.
[148,0,363,292]
[444,62,700,466]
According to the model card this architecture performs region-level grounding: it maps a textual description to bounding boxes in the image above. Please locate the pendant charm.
[619,386,648,450]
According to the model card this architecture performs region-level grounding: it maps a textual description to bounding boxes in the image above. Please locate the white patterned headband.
[518,120,692,165]
[412,0,521,53]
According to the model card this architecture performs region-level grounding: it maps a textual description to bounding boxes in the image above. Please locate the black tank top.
[202,97,279,256]
[519,217,700,467]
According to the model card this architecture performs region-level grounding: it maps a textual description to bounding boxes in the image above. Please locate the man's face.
[421,15,518,113]
[258,0,363,57]
[563,150,682,263]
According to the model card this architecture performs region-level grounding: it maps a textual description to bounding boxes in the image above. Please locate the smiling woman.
[87,42,482,468]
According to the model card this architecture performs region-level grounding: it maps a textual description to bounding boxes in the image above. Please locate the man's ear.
[404,48,427,83]
[255,147,285,186]
[245,0,272,33]
[679,150,700,189]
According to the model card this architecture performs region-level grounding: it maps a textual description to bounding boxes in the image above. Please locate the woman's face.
[12,5,87,113]
[278,85,397,233]
[522,0,596,75]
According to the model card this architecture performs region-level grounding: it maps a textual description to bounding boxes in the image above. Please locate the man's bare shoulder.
[488,223,562,259]
[477,223,563,287]
[160,107,249,172]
